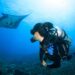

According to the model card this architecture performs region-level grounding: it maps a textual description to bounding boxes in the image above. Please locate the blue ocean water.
[0,0,75,65]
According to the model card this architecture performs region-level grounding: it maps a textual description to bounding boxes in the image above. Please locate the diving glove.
[41,60,47,67]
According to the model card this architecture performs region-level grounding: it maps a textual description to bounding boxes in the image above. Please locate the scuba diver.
[30,22,72,68]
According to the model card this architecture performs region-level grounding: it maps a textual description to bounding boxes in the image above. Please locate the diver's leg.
[64,44,72,60]
[62,42,69,56]
[61,42,72,60]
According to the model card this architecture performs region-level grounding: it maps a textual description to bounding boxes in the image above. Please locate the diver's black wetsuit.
[39,34,70,68]
[40,38,61,68]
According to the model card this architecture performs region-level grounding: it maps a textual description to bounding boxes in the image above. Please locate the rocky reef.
[0,53,75,75]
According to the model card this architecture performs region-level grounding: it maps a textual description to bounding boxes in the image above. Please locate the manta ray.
[0,13,29,28]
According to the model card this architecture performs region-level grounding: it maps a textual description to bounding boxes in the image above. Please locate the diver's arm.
[39,44,49,65]
[39,48,45,63]
[39,47,47,67]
